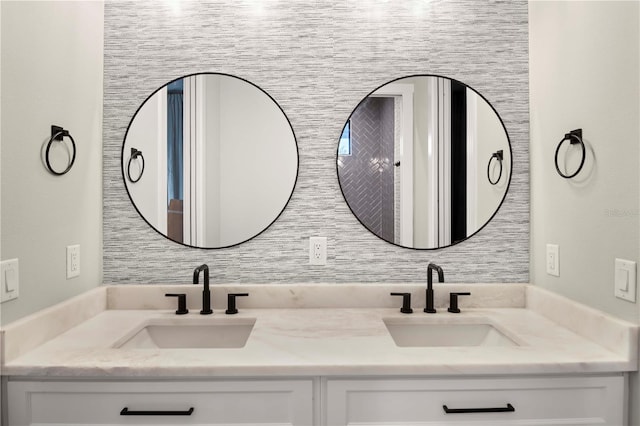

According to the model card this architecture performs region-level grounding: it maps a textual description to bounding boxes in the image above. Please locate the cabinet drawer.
[325,375,625,425]
[8,379,313,425]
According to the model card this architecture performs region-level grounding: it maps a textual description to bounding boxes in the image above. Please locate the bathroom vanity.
[2,284,637,425]
[7,374,625,425]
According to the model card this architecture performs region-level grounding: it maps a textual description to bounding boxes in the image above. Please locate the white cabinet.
[7,374,627,426]
[324,375,626,426]
[7,379,314,426]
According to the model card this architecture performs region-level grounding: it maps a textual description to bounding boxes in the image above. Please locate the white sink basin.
[383,317,519,347]
[114,317,256,349]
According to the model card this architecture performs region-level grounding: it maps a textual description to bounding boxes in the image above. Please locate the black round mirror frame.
[336,74,513,250]
[121,72,300,249]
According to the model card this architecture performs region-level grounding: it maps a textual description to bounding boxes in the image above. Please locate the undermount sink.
[114,317,256,349]
[383,317,519,347]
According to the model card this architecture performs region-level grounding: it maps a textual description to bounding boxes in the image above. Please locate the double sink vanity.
[114,314,517,351]
[2,282,637,425]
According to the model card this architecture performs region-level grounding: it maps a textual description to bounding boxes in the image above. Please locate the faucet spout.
[425,263,444,314]
[193,264,212,315]
[427,263,444,289]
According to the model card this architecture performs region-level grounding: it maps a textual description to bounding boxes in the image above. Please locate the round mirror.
[337,75,511,249]
[122,73,298,248]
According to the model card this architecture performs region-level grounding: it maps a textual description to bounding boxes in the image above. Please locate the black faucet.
[193,264,213,315]
[448,292,471,313]
[390,292,413,314]
[226,293,249,315]
[424,263,444,314]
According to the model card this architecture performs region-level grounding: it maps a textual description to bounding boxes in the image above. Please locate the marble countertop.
[2,300,636,377]
[2,286,638,378]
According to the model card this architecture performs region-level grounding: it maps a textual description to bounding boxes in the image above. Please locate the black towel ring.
[45,125,76,176]
[487,150,503,185]
[554,129,585,179]
[127,147,145,183]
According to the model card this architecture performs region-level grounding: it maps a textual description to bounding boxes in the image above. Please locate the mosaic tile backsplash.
[103,0,529,284]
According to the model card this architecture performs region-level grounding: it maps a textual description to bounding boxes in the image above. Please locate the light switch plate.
[1,259,19,303]
[615,258,636,302]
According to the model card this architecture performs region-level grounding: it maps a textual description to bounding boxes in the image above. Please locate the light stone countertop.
[1,284,637,377]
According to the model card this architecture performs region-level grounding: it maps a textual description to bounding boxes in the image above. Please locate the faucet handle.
[447,292,471,313]
[226,293,249,315]
[165,293,189,315]
[390,292,413,314]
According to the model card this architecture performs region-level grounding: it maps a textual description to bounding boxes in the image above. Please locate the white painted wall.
[410,77,433,248]
[0,2,3,420]
[0,1,104,325]
[402,77,433,247]
[218,77,298,247]
[638,3,640,421]
[203,75,221,246]
[529,0,639,322]
[529,2,639,423]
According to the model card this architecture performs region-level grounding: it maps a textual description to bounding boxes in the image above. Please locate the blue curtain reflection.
[167,79,183,203]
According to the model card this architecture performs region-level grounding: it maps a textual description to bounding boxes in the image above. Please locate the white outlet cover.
[309,237,327,266]
[1,258,19,303]
[614,258,636,303]
[67,245,80,279]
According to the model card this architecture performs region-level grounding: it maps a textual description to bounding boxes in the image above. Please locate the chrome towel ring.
[554,129,585,179]
[487,150,503,185]
[127,147,145,183]
[45,125,76,176]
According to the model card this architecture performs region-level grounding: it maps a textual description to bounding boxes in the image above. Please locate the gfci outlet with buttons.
[614,258,636,302]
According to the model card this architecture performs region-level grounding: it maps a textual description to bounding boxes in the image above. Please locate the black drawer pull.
[443,403,515,414]
[120,407,194,416]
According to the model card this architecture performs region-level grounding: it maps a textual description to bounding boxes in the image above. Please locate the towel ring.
[45,125,76,176]
[554,129,585,179]
[487,150,503,185]
[127,148,145,183]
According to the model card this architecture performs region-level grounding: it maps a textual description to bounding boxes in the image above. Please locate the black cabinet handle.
[443,403,515,414]
[120,407,194,416]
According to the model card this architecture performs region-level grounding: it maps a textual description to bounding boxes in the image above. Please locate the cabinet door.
[8,379,313,426]
[325,375,625,426]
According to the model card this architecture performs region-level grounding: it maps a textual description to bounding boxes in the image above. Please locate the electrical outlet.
[1,259,19,303]
[67,245,80,279]
[546,244,559,277]
[309,237,327,265]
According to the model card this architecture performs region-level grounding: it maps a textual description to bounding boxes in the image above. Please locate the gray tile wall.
[103,0,529,284]
[338,97,395,243]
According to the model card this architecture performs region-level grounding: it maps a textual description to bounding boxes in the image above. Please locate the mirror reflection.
[122,73,298,248]
[337,75,511,249]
